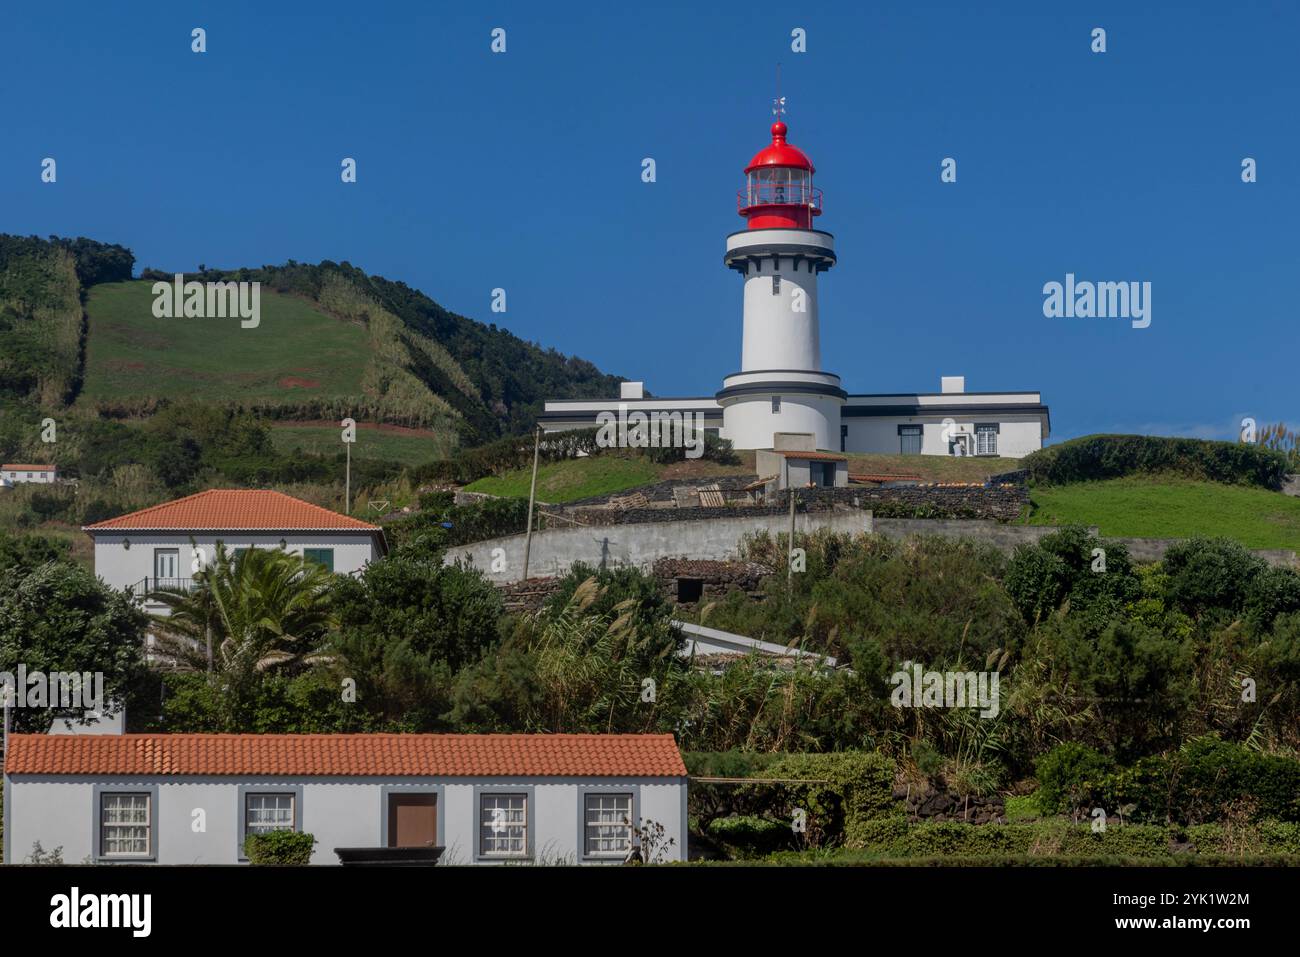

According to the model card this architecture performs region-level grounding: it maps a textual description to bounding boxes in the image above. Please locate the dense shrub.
[1159,535,1289,624]
[243,830,317,865]
[1104,737,1300,824]
[1022,434,1288,489]
[0,532,69,573]
[706,815,794,857]
[1035,744,1116,815]
[1004,526,1141,630]
[755,752,897,848]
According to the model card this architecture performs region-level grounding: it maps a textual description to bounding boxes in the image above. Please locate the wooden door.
[387,794,437,847]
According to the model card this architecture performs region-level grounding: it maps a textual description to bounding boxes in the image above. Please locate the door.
[154,548,180,581]
[387,793,437,847]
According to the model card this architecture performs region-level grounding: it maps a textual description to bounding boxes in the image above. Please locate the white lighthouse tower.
[717,108,844,451]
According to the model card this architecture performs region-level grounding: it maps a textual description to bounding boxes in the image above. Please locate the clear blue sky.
[3,0,1295,442]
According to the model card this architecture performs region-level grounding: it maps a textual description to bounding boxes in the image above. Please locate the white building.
[1,463,58,485]
[541,114,1049,457]
[83,489,386,610]
[2,733,689,865]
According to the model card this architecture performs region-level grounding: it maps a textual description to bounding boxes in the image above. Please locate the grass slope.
[465,456,661,503]
[268,422,454,465]
[1026,477,1300,550]
[80,281,369,404]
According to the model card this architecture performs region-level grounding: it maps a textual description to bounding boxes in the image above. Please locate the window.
[841,424,848,453]
[772,395,782,414]
[479,793,528,858]
[772,274,781,295]
[245,793,295,836]
[899,425,922,455]
[976,424,998,456]
[584,793,634,859]
[302,548,334,572]
[100,792,151,858]
[154,548,179,579]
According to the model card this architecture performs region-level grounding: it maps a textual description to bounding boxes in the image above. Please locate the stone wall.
[565,484,1029,526]
[496,576,567,613]
[651,558,771,603]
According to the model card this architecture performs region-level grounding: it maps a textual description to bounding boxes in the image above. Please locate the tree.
[0,561,149,733]
[151,544,337,729]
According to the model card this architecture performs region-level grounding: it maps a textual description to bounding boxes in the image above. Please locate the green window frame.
[302,548,335,572]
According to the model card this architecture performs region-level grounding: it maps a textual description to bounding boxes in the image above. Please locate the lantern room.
[738,120,823,229]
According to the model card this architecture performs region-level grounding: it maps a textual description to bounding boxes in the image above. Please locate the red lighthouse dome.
[738,119,822,229]
[745,121,815,174]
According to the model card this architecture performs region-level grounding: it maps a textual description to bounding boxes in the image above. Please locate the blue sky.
[3,0,1295,442]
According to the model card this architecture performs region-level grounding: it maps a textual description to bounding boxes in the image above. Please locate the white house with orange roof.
[1,463,58,486]
[83,489,386,607]
[2,733,689,865]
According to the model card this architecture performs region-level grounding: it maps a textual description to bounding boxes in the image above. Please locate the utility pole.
[522,425,542,581]
[787,481,797,589]
[341,418,357,515]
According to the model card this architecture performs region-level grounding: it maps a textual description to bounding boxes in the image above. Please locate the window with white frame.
[100,792,151,857]
[244,793,295,836]
[478,793,528,857]
[975,424,998,456]
[584,793,633,858]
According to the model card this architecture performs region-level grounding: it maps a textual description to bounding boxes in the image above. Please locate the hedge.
[1036,738,1300,824]
[752,752,897,848]
[1021,434,1288,489]
[843,818,1300,858]
[244,830,317,865]
[705,815,794,858]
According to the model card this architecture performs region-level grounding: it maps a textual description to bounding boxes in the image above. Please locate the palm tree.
[151,543,338,722]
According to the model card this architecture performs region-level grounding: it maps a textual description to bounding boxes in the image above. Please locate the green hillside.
[82,281,371,405]
[0,235,623,445]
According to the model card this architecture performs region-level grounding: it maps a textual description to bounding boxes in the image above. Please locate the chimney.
[940,376,965,395]
[620,381,645,400]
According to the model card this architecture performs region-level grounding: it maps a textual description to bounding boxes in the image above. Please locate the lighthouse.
[717,110,845,452]
[539,104,1051,459]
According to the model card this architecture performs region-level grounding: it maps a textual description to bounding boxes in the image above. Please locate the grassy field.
[80,281,369,404]
[268,423,454,465]
[844,453,1023,482]
[464,456,663,503]
[1026,477,1300,550]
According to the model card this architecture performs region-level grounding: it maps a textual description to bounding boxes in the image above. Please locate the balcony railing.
[129,577,198,599]
[738,184,823,213]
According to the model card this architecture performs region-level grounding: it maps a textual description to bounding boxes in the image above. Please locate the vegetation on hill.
[0,235,632,545]
[136,259,624,441]
[7,499,1300,862]
[1022,433,1289,489]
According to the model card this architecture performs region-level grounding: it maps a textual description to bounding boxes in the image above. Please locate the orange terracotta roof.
[5,733,688,779]
[775,450,847,462]
[849,472,922,483]
[83,489,379,533]
[2,464,56,471]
